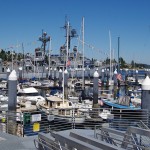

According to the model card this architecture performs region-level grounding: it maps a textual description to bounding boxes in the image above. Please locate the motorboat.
[37,95,87,123]
[99,109,114,120]
[68,95,79,103]
[0,80,7,89]
[28,80,42,87]
[17,84,45,104]
[40,80,55,87]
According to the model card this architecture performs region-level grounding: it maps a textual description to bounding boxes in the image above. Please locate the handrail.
[137,120,149,130]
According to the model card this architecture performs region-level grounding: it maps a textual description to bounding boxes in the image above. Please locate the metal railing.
[34,133,69,150]
[94,126,150,150]
[0,108,149,137]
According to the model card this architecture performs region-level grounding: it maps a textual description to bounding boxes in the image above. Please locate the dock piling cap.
[64,69,68,74]
[114,69,117,74]
[9,70,17,81]
[93,71,99,78]
[7,68,10,72]
[59,69,62,72]
[142,76,150,90]
[19,67,22,70]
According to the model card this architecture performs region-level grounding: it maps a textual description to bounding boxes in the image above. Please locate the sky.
[0,0,150,64]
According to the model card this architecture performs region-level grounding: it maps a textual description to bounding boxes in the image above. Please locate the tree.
[119,57,126,68]
[103,57,110,65]
[131,60,135,68]
[17,53,23,61]
[0,49,7,61]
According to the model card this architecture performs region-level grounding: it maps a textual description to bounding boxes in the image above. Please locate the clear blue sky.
[0,0,150,64]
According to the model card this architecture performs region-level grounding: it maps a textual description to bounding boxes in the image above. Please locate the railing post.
[22,112,25,137]
[6,111,8,134]
[72,108,75,129]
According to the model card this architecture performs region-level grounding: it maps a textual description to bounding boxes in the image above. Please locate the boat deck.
[103,99,141,109]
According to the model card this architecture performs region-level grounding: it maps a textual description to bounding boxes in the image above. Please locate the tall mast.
[66,21,69,68]
[82,17,85,89]
[11,48,13,70]
[34,54,35,77]
[48,38,51,76]
[112,48,114,72]
[118,37,120,73]
[109,31,112,79]
[22,43,24,78]
[62,67,64,106]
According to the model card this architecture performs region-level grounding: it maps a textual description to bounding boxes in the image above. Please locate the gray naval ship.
[0,20,103,80]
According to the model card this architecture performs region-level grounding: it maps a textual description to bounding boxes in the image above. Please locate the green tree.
[131,60,135,68]
[0,49,6,61]
[119,57,126,68]
[103,57,110,65]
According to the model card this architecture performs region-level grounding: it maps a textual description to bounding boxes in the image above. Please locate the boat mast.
[48,39,51,76]
[109,31,112,79]
[62,66,64,106]
[118,37,120,73]
[82,17,85,90]
[34,54,35,77]
[11,48,13,70]
[66,21,69,68]
[22,43,24,78]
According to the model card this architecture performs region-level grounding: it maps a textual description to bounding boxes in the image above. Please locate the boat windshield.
[17,93,39,96]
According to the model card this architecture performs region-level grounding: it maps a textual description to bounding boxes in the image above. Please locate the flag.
[98,79,102,87]
[66,59,71,67]
[116,73,122,81]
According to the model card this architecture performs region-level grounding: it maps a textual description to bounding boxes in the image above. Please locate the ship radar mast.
[38,31,50,78]
[39,31,50,63]
[62,16,78,54]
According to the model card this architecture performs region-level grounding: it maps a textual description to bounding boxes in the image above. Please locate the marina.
[1,1,150,149]
[0,49,150,149]
[0,28,149,149]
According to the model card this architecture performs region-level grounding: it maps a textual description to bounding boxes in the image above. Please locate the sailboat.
[108,31,114,86]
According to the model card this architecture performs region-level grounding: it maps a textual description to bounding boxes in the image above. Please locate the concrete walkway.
[0,132,37,150]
